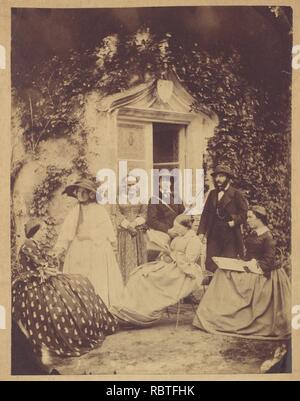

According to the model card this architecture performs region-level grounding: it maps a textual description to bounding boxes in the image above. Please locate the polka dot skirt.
[13,241,118,357]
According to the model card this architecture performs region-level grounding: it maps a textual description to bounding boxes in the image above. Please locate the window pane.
[153,123,180,164]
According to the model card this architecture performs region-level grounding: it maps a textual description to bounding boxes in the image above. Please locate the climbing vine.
[29,166,72,249]
[13,18,291,264]
[30,166,71,217]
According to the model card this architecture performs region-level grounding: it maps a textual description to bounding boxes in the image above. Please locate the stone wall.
[11,88,205,253]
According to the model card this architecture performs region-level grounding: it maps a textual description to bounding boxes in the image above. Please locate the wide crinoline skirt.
[13,274,119,357]
[193,268,291,341]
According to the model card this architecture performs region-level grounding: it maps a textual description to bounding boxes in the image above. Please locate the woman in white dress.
[111,214,204,326]
[55,179,124,307]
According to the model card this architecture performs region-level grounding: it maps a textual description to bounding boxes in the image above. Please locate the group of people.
[12,164,291,363]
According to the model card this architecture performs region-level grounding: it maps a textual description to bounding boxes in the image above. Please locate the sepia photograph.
[0,0,299,381]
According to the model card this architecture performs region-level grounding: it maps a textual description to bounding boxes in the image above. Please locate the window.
[153,123,183,171]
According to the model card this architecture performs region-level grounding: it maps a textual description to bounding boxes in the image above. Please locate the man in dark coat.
[146,175,185,261]
[147,175,185,234]
[197,165,248,273]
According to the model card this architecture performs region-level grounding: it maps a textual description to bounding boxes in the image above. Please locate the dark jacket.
[197,185,248,256]
[147,193,185,233]
[244,230,277,276]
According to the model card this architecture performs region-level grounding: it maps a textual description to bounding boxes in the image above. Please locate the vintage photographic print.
[1,0,300,381]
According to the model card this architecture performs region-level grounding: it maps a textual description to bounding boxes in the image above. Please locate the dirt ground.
[47,304,286,376]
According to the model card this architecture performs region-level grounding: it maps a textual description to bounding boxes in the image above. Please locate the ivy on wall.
[29,166,72,252]
[13,22,291,268]
[30,166,71,216]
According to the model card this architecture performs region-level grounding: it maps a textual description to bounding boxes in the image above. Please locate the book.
[212,257,264,275]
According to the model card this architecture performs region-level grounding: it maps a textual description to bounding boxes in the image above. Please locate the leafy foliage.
[30,166,71,217]
[13,26,291,261]
[29,166,72,252]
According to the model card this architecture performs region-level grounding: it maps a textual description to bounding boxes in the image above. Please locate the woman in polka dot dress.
[12,219,118,358]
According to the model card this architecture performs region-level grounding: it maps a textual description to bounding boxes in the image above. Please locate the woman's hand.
[168,228,178,238]
[162,255,173,263]
[198,234,206,244]
[135,217,146,227]
[185,272,195,279]
[127,226,138,237]
[111,241,118,251]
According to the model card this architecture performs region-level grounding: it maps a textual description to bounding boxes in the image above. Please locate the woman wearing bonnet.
[113,175,148,284]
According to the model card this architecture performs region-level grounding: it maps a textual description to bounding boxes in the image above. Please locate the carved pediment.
[97,69,217,123]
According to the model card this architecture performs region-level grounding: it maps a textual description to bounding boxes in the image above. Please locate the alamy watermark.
[96,161,205,213]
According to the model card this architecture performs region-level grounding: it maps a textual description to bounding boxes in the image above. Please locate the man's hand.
[228,221,235,228]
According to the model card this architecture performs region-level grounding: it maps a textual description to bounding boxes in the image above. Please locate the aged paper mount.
[0,0,300,381]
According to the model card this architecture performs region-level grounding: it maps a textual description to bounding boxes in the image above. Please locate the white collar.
[255,226,270,237]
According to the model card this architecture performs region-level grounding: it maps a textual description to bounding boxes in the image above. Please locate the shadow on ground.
[47,305,286,376]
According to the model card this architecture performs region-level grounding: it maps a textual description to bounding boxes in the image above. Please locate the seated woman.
[111,214,204,327]
[193,206,291,340]
[12,220,118,358]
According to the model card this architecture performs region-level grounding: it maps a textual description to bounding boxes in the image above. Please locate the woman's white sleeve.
[103,208,117,243]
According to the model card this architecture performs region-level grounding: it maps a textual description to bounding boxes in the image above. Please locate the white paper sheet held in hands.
[212,257,264,275]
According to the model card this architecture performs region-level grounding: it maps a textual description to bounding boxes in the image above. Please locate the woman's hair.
[88,191,97,202]
[251,209,268,226]
[25,220,41,239]
[76,187,96,203]
[179,216,194,229]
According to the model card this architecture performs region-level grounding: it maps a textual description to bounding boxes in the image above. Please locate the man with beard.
[197,165,248,273]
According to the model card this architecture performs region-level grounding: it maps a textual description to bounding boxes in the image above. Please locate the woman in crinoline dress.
[113,175,148,284]
[111,214,204,327]
[193,206,291,340]
[12,219,118,358]
[55,179,124,307]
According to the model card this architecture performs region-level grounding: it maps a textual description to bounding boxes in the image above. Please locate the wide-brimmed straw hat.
[62,179,97,199]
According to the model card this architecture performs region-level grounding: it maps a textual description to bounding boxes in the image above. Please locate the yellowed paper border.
[0,0,299,381]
